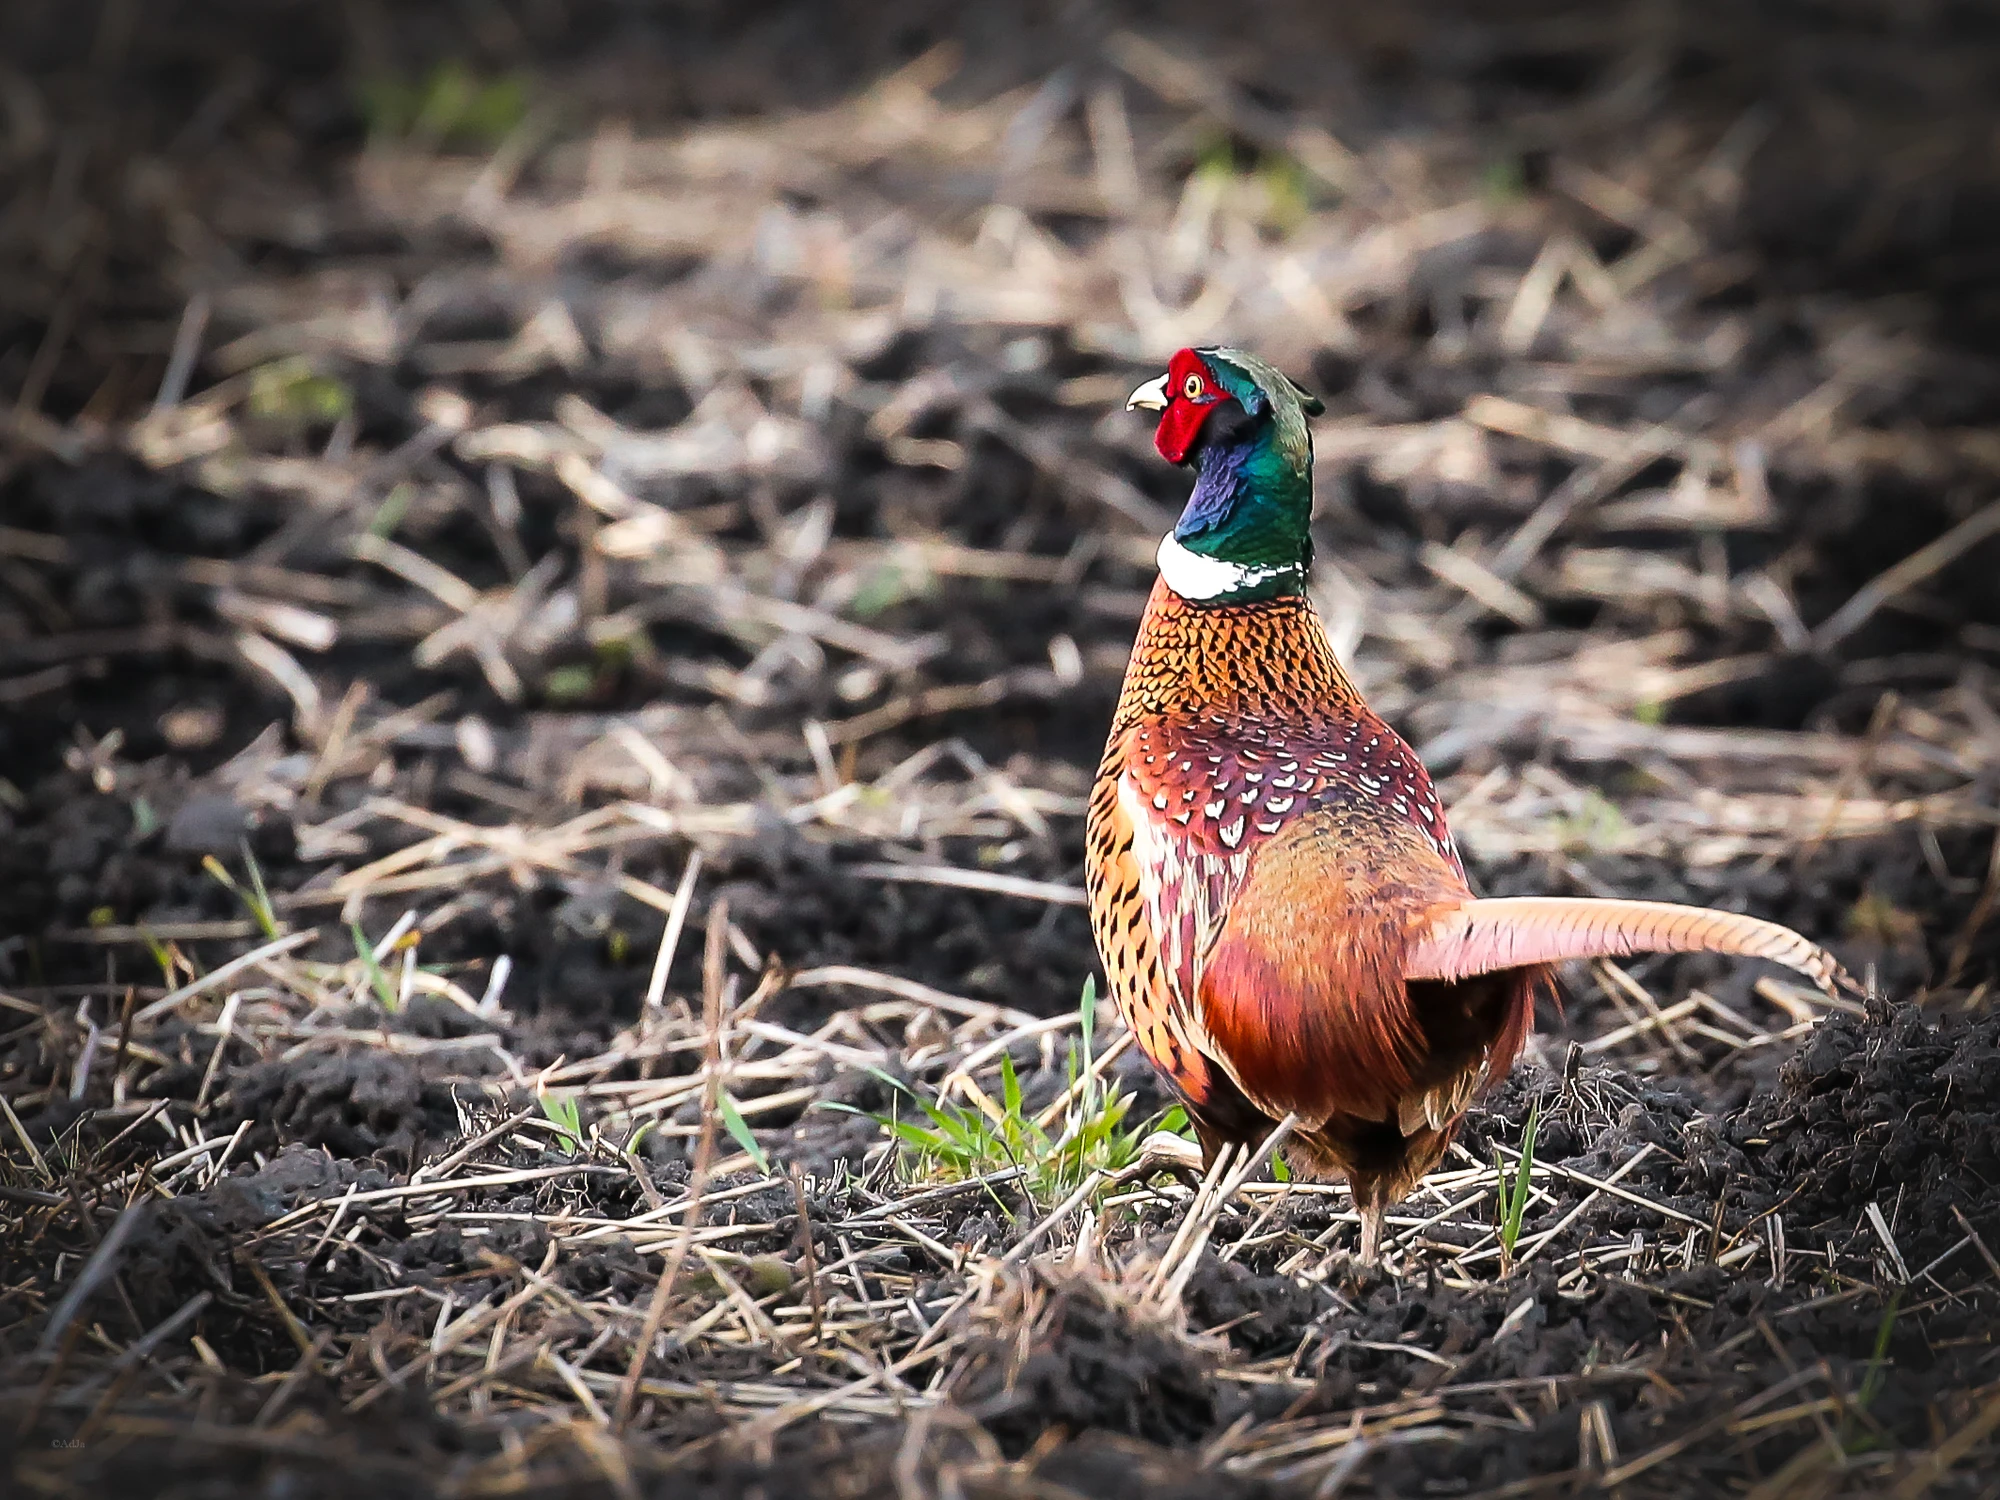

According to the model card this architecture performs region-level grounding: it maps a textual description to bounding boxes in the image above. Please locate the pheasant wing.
[1195,810,1475,1126]
[1110,705,1485,1124]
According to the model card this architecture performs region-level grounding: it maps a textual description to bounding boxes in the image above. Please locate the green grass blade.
[717,1092,770,1175]
[862,1066,918,1099]
[1500,1100,1541,1268]
[238,841,280,939]
[1078,975,1097,1115]
[350,922,399,1010]
[538,1090,582,1151]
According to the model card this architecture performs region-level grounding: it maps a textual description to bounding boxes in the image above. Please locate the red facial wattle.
[1153,350,1225,464]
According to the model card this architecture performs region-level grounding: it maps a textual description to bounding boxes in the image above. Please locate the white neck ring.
[1156,532,1293,601]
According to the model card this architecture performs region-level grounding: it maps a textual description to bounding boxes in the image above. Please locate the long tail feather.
[1404,897,1853,997]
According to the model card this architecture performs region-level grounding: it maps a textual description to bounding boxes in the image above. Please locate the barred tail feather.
[1404,897,1853,998]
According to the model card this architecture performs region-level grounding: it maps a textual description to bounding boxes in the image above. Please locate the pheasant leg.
[1357,1197,1386,1265]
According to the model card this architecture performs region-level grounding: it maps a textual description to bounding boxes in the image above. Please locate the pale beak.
[1126,373,1170,412]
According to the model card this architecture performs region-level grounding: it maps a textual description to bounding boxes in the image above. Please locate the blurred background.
[5,6,2000,1495]
[3,0,1999,1074]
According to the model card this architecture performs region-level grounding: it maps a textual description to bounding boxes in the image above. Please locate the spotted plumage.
[1089,346,1857,1261]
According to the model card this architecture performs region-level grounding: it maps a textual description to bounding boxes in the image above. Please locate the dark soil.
[4,1,2000,1496]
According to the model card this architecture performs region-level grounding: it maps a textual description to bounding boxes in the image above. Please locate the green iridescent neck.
[1161,353,1317,605]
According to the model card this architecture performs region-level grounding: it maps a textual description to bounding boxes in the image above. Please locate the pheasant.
[1086,346,1853,1262]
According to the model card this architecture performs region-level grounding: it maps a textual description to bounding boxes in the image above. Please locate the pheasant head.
[1126,347,1325,605]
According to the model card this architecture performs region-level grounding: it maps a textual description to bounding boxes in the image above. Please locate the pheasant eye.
[1182,373,1205,401]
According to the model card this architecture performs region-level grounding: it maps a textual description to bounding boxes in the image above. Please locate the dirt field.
[3,2,2000,1495]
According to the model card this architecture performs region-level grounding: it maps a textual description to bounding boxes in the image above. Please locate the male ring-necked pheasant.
[1085,347,1853,1262]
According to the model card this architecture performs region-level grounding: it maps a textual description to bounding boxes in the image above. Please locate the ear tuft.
[1287,376,1325,417]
